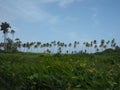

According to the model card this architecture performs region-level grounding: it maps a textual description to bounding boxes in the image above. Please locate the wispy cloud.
[35,0,84,7]
[0,0,83,24]
[0,0,59,23]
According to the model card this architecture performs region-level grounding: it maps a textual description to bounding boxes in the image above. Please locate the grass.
[0,51,120,90]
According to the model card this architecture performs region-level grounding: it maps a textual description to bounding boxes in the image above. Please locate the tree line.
[0,22,118,54]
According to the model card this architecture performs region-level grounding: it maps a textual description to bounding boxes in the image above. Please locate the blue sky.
[0,0,120,45]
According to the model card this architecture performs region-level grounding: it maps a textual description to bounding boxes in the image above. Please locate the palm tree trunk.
[4,33,7,51]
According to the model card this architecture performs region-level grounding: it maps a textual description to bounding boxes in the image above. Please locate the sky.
[0,0,120,45]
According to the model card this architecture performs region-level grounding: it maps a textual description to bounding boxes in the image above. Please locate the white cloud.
[36,0,84,7]
[58,0,74,7]
[0,0,60,24]
[0,0,84,24]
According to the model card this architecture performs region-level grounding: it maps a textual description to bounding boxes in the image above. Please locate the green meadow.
[0,49,120,90]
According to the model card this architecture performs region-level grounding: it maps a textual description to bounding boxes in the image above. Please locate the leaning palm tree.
[111,38,116,49]
[0,22,11,51]
[106,40,110,49]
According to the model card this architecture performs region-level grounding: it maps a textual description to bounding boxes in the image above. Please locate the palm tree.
[100,39,105,52]
[68,43,72,53]
[11,29,15,41]
[103,45,107,50]
[22,43,26,52]
[29,42,35,52]
[85,42,90,53]
[106,40,110,49]
[15,38,21,51]
[111,38,116,49]
[0,22,11,51]
[26,42,30,52]
[96,48,99,53]
[93,40,97,45]
[90,41,93,53]
[51,41,56,53]
[6,38,13,52]
[10,29,15,51]
[0,42,4,50]
[36,42,41,52]
[84,49,87,54]
[74,41,77,48]
[94,45,97,52]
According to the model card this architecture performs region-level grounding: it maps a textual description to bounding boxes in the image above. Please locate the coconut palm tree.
[22,43,26,52]
[51,41,56,53]
[11,29,15,41]
[111,38,116,49]
[96,48,99,53]
[93,40,97,45]
[90,41,93,53]
[85,42,90,53]
[68,43,72,53]
[94,45,97,52]
[10,29,15,51]
[29,42,35,52]
[103,45,107,50]
[106,40,110,49]
[6,38,13,52]
[0,22,11,51]
[100,39,105,52]
[36,42,41,52]
[23,42,30,52]
[15,38,21,51]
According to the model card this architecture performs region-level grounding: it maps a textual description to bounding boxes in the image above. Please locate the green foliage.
[0,52,120,90]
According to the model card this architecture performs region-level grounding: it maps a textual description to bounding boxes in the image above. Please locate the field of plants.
[0,21,120,90]
[0,49,120,90]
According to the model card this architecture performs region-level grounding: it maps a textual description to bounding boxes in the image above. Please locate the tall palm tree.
[0,43,4,50]
[96,48,99,53]
[73,41,77,53]
[100,39,105,52]
[93,40,97,45]
[106,40,110,49]
[15,38,21,51]
[36,42,41,52]
[10,29,15,51]
[51,41,56,53]
[68,43,72,53]
[6,38,13,52]
[29,42,35,52]
[94,45,97,52]
[22,43,26,52]
[26,42,30,52]
[11,29,15,41]
[111,38,116,49]
[90,41,93,53]
[85,42,90,53]
[0,22,11,51]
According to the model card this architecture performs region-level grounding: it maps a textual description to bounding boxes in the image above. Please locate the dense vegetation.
[0,49,120,90]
